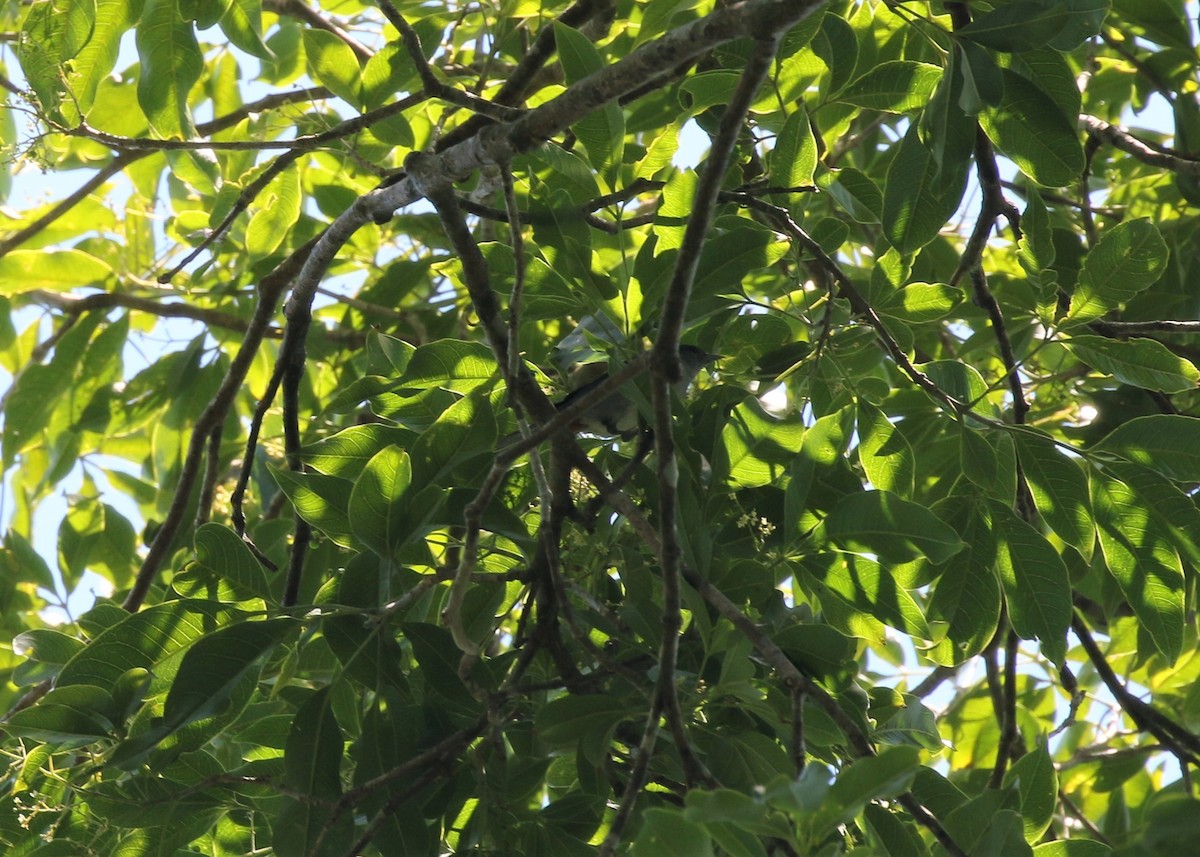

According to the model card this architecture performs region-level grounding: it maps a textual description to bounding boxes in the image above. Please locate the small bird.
[554,344,719,439]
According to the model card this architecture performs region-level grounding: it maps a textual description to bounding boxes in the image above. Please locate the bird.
[551,344,719,439]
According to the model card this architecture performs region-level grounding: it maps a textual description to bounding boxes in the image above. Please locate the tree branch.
[1081,114,1200,176]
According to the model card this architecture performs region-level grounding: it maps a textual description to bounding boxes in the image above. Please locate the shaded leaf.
[1066,335,1200,393]
[812,490,964,564]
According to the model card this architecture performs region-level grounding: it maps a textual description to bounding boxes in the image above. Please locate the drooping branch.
[122,237,320,611]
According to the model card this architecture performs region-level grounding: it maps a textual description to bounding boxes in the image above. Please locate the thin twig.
[263,0,373,63]
[653,36,779,378]
[1072,613,1200,767]
[0,87,329,259]
[26,289,281,337]
[434,0,613,151]
[122,238,319,610]
[377,0,525,122]
[158,91,427,282]
[1081,114,1200,176]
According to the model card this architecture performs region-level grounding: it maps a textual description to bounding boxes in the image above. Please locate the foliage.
[2,0,1200,854]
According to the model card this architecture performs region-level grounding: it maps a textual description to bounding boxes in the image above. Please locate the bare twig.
[377,0,525,122]
[263,0,373,63]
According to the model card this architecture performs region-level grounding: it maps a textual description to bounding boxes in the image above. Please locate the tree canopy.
[4,0,1200,854]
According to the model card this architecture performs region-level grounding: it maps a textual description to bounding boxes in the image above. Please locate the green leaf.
[4,685,115,745]
[1003,745,1057,843]
[827,746,920,818]
[302,28,361,106]
[857,399,915,496]
[635,120,682,180]
[957,2,1085,52]
[926,502,1002,665]
[878,282,964,323]
[990,503,1071,667]
[361,44,419,109]
[1092,473,1185,662]
[87,776,222,830]
[1105,460,1200,569]
[863,804,928,857]
[819,167,883,223]
[57,601,242,688]
[1018,48,1081,122]
[812,490,964,564]
[922,359,992,410]
[13,628,86,668]
[1018,192,1057,292]
[0,248,114,295]
[958,41,1004,112]
[654,168,699,253]
[948,801,1031,857]
[679,71,743,112]
[218,0,271,60]
[919,45,976,169]
[802,554,931,639]
[774,623,856,680]
[837,61,942,113]
[1012,430,1093,557]
[437,243,577,320]
[270,467,356,547]
[18,0,96,118]
[960,427,1017,503]
[1112,0,1192,50]
[136,0,204,137]
[1067,219,1169,321]
[302,424,417,478]
[813,12,858,96]
[883,124,970,255]
[693,225,790,300]
[1065,335,1200,393]
[717,399,806,488]
[393,339,499,394]
[69,0,135,114]
[632,808,714,857]
[536,693,636,746]
[770,108,818,193]
[555,23,624,182]
[1092,414,1200,482]
[979,69,1084,187]
[193,523,274,601]
[401,622,484,711]
[275,689,353,857]
[349,446,414,560]
[161,619,292,724]
[1032,840,1112,857]
[246,163,302,258]
[409,388,497,486]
